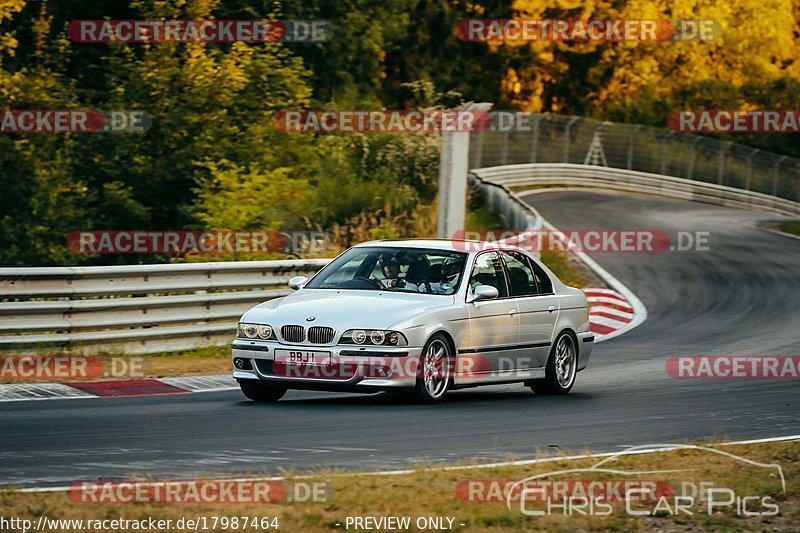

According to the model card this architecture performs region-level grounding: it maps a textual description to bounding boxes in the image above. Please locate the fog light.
[233,358,252,371]
[376,366,392,378]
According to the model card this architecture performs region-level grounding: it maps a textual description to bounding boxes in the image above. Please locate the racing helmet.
[440,255,464,283]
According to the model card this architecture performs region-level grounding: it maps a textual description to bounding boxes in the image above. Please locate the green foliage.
[191,160,309,231]
[312,134,440,225]
[0,0,314,266]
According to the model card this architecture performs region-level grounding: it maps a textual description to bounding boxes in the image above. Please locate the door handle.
[548,305,556,313]
[508,309,517,317]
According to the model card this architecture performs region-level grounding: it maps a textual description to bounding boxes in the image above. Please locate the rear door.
[500,251,559,369]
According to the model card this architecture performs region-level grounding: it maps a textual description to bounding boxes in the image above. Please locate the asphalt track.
[2,191,799,489]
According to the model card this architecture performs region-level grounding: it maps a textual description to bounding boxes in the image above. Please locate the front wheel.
[239,381,287,402]
[412,334,453,403]
[530,332,577,395]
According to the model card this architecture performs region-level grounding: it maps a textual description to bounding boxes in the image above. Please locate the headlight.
[340,329,407,346]
[237,323,275,340]
[257,325,273,340]
[370,330,385,345]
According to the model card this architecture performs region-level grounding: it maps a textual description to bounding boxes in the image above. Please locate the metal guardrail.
[472,163,800,217]
[470,113,800,205]
[0,259,330,354]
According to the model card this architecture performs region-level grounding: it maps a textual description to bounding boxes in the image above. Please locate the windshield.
[305,246,467,295]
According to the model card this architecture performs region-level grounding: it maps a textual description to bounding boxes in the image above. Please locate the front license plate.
[274,349,331,366]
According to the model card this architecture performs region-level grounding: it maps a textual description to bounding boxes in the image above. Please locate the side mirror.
[288,276,308,290]
[469,284,499,302]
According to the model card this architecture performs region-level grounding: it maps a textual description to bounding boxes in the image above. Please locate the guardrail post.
[471,130,485,169]
[717,142,731,185]
[627,125,641,170]
[794,164,800,203]
[563,117,579,163]
[530,114,542,163]
[687,137,702,180]
[745,148,759,191]
[772,156,787,197]
[500,129,510,165]
[660,131,674,176]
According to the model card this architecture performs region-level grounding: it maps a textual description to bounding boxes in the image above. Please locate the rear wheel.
[239,381,288,402]
[412,334,453,403]
[530,332,577,395]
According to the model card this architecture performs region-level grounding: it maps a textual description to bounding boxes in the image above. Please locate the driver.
[377,252,418,290]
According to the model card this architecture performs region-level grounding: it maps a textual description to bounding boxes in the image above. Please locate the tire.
[530,331,578,395]
[239,381,288,402]
[412,333,453,404]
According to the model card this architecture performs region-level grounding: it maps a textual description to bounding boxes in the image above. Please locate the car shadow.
[236,388,595,408]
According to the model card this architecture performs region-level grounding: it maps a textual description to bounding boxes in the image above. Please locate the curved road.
[2,191,799,488]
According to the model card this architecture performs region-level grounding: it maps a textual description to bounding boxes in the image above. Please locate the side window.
[500,251,538,297]
[527,255,554,294]
[469,252,508,298]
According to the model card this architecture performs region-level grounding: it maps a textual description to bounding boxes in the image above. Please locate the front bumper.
[232,339,422,391]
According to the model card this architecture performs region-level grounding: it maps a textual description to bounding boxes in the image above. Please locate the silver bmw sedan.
[232,239,593,403]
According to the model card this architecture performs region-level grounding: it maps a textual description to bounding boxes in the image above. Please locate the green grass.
[465,206,504,230]
[777,221,800,237]
[539,249,590,288]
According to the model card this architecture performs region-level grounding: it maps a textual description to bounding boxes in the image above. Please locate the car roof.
[352,238,526,255]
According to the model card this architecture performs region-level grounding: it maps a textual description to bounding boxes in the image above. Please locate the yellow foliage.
[507,0,800,111]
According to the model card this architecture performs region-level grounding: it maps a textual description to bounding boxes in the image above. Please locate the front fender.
[389,307,469,352]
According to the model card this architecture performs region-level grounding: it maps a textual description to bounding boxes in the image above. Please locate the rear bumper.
[232,339,421,390]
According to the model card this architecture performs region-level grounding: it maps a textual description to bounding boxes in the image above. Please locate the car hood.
[241,289,456,331]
